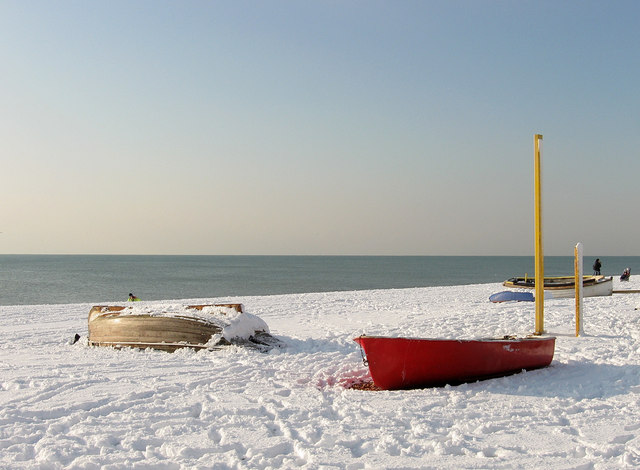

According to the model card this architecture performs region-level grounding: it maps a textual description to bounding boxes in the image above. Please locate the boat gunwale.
[503,275,613,291]
[87,340,216,349]
[354,335,556,343]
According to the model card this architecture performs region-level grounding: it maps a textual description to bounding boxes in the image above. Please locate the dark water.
[0,255,635,306]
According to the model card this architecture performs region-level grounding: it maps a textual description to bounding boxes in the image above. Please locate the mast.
[534,134,544,335]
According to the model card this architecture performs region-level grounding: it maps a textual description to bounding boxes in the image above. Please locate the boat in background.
[489,291,535,303]
[88,303,281,352]
[503,275,613,298]
[354,335,556,390]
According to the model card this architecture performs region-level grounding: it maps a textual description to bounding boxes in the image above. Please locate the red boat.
[354,335,556,390]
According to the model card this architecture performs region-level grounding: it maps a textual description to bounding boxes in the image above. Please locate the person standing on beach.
[593,259,602,275]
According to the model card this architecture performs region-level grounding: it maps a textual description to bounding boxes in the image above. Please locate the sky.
[1,1,639,256]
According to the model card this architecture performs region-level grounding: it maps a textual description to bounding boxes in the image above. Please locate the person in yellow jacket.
[128,293,141,302]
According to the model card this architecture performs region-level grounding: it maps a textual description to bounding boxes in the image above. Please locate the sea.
[0,255,636,306]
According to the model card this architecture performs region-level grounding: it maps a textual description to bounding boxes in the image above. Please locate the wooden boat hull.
[354,335,556,390]
[503,275,613,298]
[88,304,244,352]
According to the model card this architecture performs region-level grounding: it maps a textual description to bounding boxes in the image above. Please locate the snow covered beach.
[2,278,639,469]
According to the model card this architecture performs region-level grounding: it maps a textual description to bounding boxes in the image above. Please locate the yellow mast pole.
[534,134,544,335]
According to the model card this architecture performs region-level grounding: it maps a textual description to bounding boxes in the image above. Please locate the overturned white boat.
[88,303,282,352]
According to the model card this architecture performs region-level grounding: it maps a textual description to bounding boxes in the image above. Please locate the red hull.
[354,335,555,390]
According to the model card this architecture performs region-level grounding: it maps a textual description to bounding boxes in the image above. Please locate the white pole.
[575,242,584,336]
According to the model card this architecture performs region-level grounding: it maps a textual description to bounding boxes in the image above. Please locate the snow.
[2,277,640,469]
